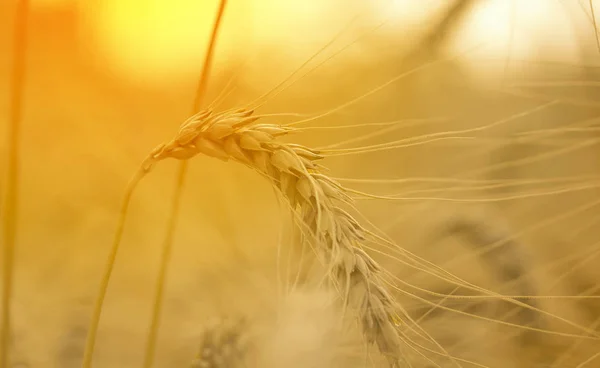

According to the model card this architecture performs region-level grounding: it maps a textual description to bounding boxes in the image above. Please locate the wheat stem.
[141,164,187,368]
[191,0,228,113]
[1,1,29,367]
[141,1,228,367]
[81,168,146,368]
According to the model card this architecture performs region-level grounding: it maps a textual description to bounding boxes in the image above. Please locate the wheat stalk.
[1,1,30,367]
[143,108,404,364]
[142,1,228,367]
[80,2,228,366]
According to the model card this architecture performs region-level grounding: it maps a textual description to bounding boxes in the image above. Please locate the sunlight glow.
[33,0,583,83]
[453,0,580,79]
[74,0,359,84]
[80,0,223,83]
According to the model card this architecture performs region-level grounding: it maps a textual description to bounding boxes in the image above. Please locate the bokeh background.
[2,0,600,366]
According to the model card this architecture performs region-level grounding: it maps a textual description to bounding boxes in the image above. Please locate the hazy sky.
[21,1,596,83]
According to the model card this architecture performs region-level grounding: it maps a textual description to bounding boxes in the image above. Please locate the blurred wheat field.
[2,0,600,367]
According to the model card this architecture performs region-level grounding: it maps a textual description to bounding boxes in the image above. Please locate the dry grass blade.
[1,1,29,367]
[145,109,405,364]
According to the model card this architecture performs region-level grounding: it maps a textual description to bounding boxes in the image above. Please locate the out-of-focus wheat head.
[190,317,249,368]
[188,289,366,368]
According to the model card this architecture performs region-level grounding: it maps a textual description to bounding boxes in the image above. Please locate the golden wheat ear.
[149,109,404,364]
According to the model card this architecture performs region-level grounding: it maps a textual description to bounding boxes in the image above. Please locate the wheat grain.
[143,108,404,364]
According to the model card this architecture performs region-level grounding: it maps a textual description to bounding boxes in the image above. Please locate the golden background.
[2,0,600,366]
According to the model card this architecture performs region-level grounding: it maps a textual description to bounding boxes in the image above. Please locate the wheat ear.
[1,1,29,367]
[145,109,403,363]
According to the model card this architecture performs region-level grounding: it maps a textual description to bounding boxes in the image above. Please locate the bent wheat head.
[144,108,403,363]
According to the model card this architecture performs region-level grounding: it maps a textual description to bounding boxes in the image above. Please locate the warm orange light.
[73,0,362,84]
[80,0,223,83]
[31,0,76,8]
[35,0,583,83]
